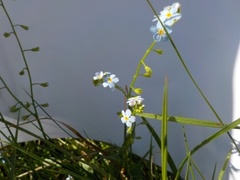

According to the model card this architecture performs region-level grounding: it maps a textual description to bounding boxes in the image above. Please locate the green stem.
[0,0,47,139]
[146,0,240,153]
[161,76,168,180]
[0,1,34,106]
[129,41,156,94]
[175,118,240,179]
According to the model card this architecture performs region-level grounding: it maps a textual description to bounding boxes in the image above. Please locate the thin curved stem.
[0,0,47,138]
[1,1,36,115]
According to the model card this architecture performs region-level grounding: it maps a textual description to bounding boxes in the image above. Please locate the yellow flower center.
[124,116,129,121]
[166,11,172,18]
[158,29,165,35]
[108,77,113,83]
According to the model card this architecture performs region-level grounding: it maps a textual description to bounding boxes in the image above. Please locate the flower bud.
[144,66,152,77]
[133,88,143,95]
[172,2,181,13]
[3,32,11,38]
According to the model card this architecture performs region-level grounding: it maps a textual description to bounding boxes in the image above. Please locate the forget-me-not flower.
[151,2,181,42]
[102,74,119,91]
[153,2,182,26]
[93,71,104,80]
[127,96,144,107]
[150,21,172,42]
[121,109,136,127]
[93,71,111,80]
[159,4,182,26]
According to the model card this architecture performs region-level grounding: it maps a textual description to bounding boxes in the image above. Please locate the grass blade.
[211,163,217,180]
[136,113,240,129]
[218,149,232,179]
[175,118,240,179]
[141,117,178,175]
[161,76,168,180]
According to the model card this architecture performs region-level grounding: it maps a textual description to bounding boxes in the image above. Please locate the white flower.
[102,74,119,91]
[160,6,181,26]
[93,71,111,80]
[121,109,136,127]
[152,2,182,27]
[93,71,104,80]
[127,96,144,107]
[66,175,73,180]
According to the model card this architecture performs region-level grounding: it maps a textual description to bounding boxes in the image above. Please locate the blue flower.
[153,2,182,27]
[160,5,182,26]
[150,21,172,42]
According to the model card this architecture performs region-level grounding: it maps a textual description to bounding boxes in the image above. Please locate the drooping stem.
[0,0,47,139]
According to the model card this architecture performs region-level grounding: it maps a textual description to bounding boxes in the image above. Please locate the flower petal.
[125,109,132,117]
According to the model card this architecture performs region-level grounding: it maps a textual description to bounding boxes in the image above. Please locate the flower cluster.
[127,96,145,113]
[93,71,145,131]
[150,2,182,42]
[93,71,119,91]
[120,95,145,130]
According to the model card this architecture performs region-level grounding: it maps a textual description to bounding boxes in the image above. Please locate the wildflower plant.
[92,1,240,179]
[93,2,182,133]
[0,0,240,179]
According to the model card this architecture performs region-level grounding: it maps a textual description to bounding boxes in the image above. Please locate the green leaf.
[135,112,238,129]
[211,163,217,180]
[161,76,168,180]
[175,118,240,179]
[218,149,232,179]
[141,117,178,175]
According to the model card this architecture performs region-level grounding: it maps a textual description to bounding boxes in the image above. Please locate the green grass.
[0,138,181,180]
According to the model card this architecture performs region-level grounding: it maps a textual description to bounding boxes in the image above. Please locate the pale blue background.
[0,0,240,178]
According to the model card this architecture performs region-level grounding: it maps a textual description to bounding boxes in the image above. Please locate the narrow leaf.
[218,149,232,179]
[135,112,240,129]
[175,118,240,179]
[141,117,178,175]
[211,163,217,180]
[161,75,168,180]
